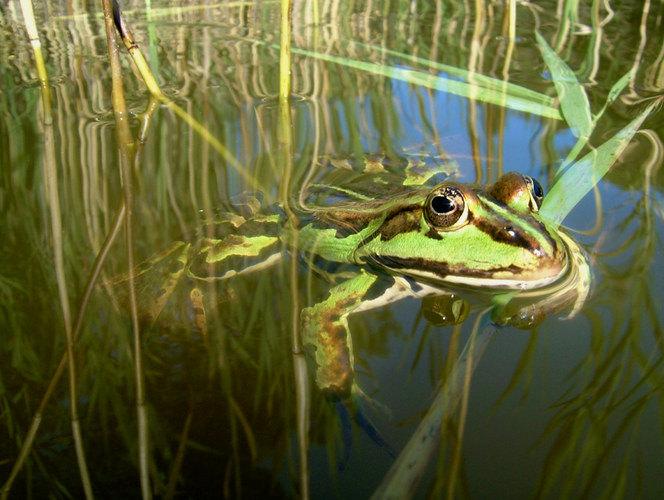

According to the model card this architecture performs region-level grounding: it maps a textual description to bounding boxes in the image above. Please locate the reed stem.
[102,1,152,497]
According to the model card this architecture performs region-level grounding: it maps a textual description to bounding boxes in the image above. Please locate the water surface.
[1,0,663,498]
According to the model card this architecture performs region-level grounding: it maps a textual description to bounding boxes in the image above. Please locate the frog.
[107,155,590,398]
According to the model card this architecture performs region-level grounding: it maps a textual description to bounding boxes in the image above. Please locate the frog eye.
[425,186,469,229]
[523,175,544,211]
[489,172,545,214]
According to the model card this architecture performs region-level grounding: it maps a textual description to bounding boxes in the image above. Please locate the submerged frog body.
[109,160,590,397]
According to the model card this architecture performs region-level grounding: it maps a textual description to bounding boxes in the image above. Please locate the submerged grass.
[263,43,563,120]
[1,1,94,499]
[0,0,662,499]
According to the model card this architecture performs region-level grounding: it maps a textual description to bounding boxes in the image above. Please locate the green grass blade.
[593,69,633,123]
[536,32,592,138]
[541,98,660,225]
[352,42,559,112]
[604,71,634,112]
[286,46,562,119]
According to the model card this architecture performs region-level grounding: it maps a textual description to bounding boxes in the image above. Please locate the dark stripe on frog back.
[311,201,422,239]
[377,206,423,241]
[310,210,377,236]
[367,254,526,281]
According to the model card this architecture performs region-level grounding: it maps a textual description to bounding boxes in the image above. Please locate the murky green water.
[1,0,663,498]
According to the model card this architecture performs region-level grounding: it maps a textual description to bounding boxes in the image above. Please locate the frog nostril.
[503,227,518,240]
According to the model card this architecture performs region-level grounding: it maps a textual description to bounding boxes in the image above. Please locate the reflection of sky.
[383,78,579,182]
[321,73,608,231]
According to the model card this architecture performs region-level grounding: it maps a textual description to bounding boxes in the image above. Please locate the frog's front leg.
[302,271,378,397]
[302,271,416,397]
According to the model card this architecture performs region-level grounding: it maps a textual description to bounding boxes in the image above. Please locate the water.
[1,0,663,498]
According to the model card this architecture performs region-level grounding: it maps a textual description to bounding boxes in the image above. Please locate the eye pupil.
[531,178,543,199]
[431,195,455,214]
[523,175,544,210]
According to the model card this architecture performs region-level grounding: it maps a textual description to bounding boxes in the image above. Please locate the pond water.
[1,0,663,498]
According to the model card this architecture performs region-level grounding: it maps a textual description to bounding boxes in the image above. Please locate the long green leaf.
[541,98,660,225]
[283,46,562,119]
[352,41,558,111]
[600,70,634,117]
[536,32,592,138]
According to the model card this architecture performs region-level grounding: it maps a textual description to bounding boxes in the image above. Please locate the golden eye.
[425,186,468,229]
[523,175,544,211]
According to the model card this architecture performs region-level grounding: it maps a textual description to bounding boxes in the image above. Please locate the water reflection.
[0,0,662,498]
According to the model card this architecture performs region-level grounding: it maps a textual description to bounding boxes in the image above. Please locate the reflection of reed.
[2,1,660,229]
[1,0,663,498]
[1,1,95,499]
